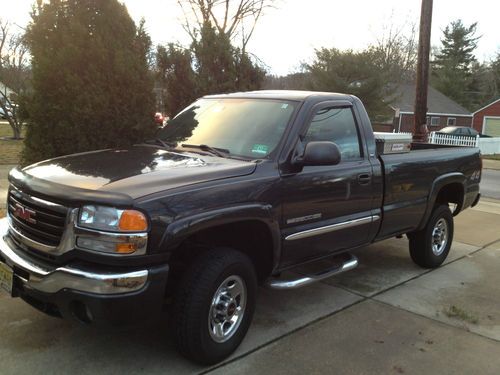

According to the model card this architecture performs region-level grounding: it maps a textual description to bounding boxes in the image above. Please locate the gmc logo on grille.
[13,203,37,224]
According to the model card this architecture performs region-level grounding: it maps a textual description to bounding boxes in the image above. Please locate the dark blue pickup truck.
[0,91,481,364]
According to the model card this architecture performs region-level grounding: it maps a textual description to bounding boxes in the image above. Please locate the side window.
[304,107,362,160]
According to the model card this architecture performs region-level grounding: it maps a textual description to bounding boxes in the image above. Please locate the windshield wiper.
[181,144,230,158]
[143,139,176,148]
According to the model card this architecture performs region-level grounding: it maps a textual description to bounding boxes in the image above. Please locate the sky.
[2,0,499,75]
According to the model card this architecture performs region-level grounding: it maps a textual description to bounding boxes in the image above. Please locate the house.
[472,98,500,137]
[372,84,472,133]
[0,81,15,102]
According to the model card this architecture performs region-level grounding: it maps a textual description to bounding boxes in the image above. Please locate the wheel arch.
[417,172,466,231]
[162,204,281,282]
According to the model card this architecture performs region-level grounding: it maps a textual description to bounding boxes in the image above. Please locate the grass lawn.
[0,121,24,165]
[483,154,500,161]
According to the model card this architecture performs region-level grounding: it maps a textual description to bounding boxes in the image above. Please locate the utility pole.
[413,0,433,142]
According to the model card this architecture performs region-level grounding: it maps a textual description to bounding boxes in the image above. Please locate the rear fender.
[417,172,466,230]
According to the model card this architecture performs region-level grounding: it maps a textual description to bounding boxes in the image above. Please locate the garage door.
[484,117,500,137]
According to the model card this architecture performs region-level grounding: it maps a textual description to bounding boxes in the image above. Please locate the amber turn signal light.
[118,210,148,231]
[115,243,138,254]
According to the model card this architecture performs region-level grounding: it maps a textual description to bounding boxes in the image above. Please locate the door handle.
[357,173,371,185]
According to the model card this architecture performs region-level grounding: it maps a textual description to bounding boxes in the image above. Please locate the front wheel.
[172,248,257,365]
[408,204,454,268]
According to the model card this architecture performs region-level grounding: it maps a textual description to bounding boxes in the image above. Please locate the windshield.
[156,98,297,159]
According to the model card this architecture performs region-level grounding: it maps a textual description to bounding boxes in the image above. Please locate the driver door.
[279,103,376,267]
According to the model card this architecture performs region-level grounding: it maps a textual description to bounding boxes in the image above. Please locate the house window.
[447,117,456,126]
[430,117,440,126]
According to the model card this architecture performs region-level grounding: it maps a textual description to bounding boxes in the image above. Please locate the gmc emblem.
[13,203,37,224]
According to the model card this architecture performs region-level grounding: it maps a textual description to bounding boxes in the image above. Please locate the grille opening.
[8,232,58,262]
[7,190,69,247]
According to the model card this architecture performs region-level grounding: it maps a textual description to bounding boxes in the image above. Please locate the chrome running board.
[265,253,358,290]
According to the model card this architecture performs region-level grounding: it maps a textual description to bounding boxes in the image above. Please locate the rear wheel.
[408,204,454,268]
[172,248,257,365]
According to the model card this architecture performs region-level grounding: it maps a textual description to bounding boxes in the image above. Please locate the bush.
[22,0,155,165]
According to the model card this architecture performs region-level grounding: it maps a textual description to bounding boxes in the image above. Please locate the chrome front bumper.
[0,218,148,295]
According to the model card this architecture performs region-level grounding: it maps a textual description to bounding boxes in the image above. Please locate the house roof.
[390,83,471,116]
[472,98,500,115]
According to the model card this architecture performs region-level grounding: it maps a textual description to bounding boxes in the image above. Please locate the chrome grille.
[7,188,68,247]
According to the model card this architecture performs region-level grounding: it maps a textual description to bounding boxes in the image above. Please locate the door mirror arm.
[291,140,306,166]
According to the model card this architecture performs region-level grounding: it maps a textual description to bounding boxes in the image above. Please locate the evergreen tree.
[468,53,500,110]
[22,0,155,164]
[156,43,198,117]
[156,24,265,117]
[192,24,264,96]
[431,20,480,109]
[234,50,266,92]
[488,53,500,100]
[306,47,394,121]
[191,24,238,95]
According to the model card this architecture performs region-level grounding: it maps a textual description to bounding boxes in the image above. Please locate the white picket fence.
[391,131,500,155]
[429,132,479,147]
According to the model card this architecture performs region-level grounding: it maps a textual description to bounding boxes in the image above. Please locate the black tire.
[408,204,454,268]
[171,248,257,365]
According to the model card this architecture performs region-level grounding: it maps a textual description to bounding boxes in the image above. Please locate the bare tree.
[0,19,29,139]
[371,17,418,83]
[177,0,275,51]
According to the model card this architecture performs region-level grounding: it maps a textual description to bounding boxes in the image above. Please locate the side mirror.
[301,141,341,166]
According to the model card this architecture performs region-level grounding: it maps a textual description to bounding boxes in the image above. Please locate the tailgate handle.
[357,173,371,185]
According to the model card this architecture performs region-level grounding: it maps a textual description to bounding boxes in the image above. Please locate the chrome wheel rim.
[208,275,246,343]
[432,218,448,256]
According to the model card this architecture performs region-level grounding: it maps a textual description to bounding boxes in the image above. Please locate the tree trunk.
[7,118,22,139]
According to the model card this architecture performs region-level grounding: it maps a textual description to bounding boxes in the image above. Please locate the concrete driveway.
[1,199,499,374]
[481,169,500,200]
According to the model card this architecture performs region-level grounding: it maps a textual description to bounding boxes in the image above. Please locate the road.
[481,169,500,200]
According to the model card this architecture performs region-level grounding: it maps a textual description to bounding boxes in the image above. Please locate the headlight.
[79,205,148,232]
[77,205,148,255]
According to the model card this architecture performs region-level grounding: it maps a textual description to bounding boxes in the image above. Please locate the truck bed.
[374,145,481,240]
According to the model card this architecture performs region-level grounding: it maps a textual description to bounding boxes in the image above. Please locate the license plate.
[0,262,14,295]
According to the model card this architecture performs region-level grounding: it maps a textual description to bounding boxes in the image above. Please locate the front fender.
[160,204,281,270]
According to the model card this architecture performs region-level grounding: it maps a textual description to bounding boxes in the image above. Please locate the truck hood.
[11,146,257,204]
